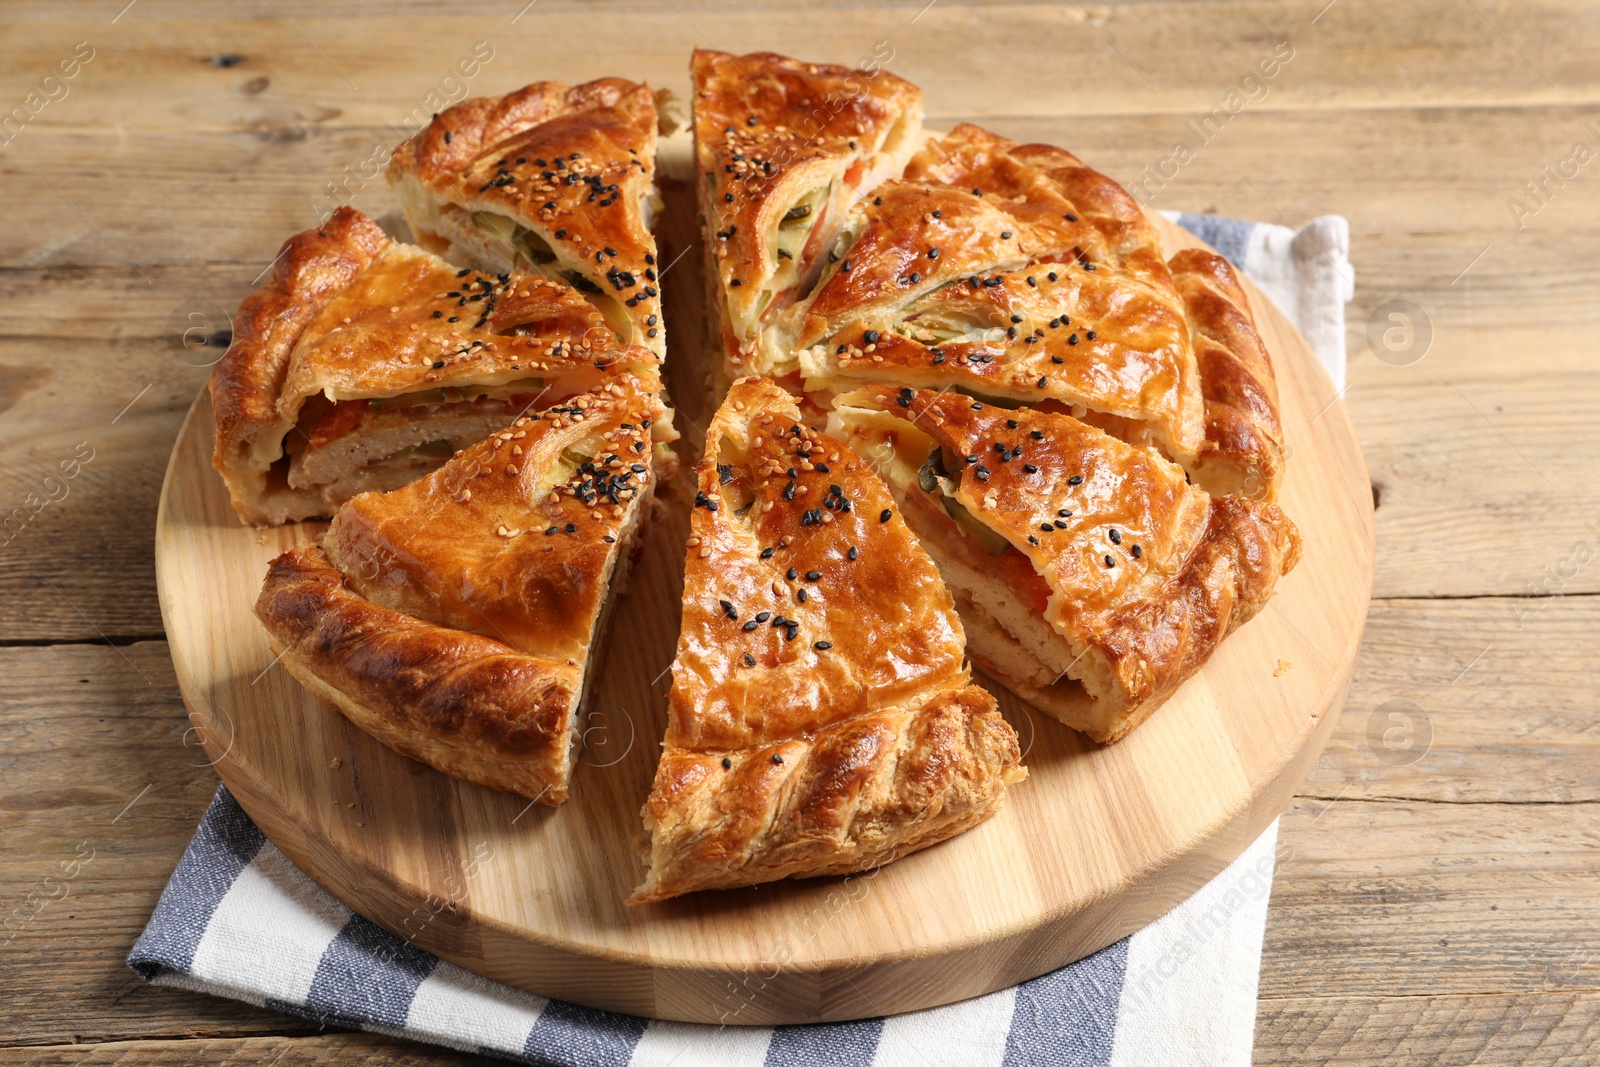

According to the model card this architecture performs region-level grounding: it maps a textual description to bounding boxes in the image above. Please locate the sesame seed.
[742,620,759,631]
[805,570,821,581]
[1132,544,1142,558]
[814,641,832,650]
[880,508,892,522]
[1069,475,1084,485]
[772,753,783,764]
[848,545,858,560]
[1104,555,1115,567]
[722,757,733,769]
[1109,529,1122,544]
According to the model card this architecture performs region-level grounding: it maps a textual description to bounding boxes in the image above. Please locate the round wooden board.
[155,211,1374,1025]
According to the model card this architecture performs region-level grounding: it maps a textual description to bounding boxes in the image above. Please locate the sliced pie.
[255,377,661,805]
[630,377,1024,904]
[388,77,666,359]
[692,49,923,394]
[830,385,1301,743]
[777,122,1285,500]
[210,206,673,525]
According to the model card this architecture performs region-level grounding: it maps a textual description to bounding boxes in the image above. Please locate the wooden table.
[1,2,1595,1063]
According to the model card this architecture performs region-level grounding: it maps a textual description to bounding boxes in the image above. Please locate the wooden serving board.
[155,209,1374,1025]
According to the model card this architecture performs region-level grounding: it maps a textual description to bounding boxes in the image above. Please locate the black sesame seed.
[724,192,734,202]
[1000,231,1013,239]
[814,641,832,650]
[755,611,771,623]
[1069,475,1084,486]
[1104,555,1115,567]
[742,620,759,631]
[1048,271,1059,282]
[720,600,737,619]
[1031,430,1044,440]
[1065,213,1078,222]
[760,547,774,559]
[797,588,808,603]
[1040,523,1053,533]
[723,756,733,768]
[848,546,858,560]
[772,753,784,764]
[805,570,822,581]
[1132,544,1143,558]
[1110,529,1122,545]
[880,509,893,522]
[1069,334,1080,345]
[1025,463,1039,473]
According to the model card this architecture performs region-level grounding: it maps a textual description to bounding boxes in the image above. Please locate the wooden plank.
[1256,992,1600,1066]
[1261,796,1600,1000]
[0,341,201,641]
[0,1035,490,1064]
[3,0,1598,141]
[6,101,1600,270]
[1307,598,1600,805]
[0,643,322,1045]
[1,627,1595,1042]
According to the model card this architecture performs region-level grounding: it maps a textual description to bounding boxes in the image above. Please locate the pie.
[209,206,673,525]
[692,49,923,395]
[629,377,1024,903]
[254,376,661,805]
[388,77,666,360]
[766,123,1284,502]
[829,385,1301,741]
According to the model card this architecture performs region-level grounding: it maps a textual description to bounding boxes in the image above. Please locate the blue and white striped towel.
[130,214,1353,1067]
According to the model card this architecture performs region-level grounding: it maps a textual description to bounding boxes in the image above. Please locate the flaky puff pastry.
[211,207,672,526]
[782,124,1284,500]
[692,49,922,383]
[776,124,1202,460]
[831,386,1300,743]
[630,377,1023,903]
[255,377,661,805]
[1169,248,1285,501]
[388,78,666,359]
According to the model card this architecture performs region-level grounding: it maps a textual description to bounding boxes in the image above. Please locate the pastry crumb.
[1274,659,1293,677]
[329,756,343,769]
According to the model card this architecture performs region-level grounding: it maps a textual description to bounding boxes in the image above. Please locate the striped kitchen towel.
[130,214,1352,1067]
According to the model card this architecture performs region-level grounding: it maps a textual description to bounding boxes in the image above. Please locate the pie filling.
[284,379,560,500]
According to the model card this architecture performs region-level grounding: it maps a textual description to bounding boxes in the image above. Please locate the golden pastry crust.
[833,385,1300,742]
[631,686,1022,903]
[1168,248,1285,501]
[632,376,1023,902]
[209,206,671,526]
[692,49,923,380]
[772,123,1205,466]
[322,377,658,661]
[255,378,659,805]
[387,78,665,359]
[211,208,391,525]
[257,545,582,803]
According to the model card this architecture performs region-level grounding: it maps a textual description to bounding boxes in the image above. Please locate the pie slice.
[388,78,666,360]
[692,49,923,392]
[1169,248,1285,500]
[830,385,1301,743]
[630,377,1024,904]
[255,377,661,805]
[210,206,673,525]
[778,123,1285,499]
